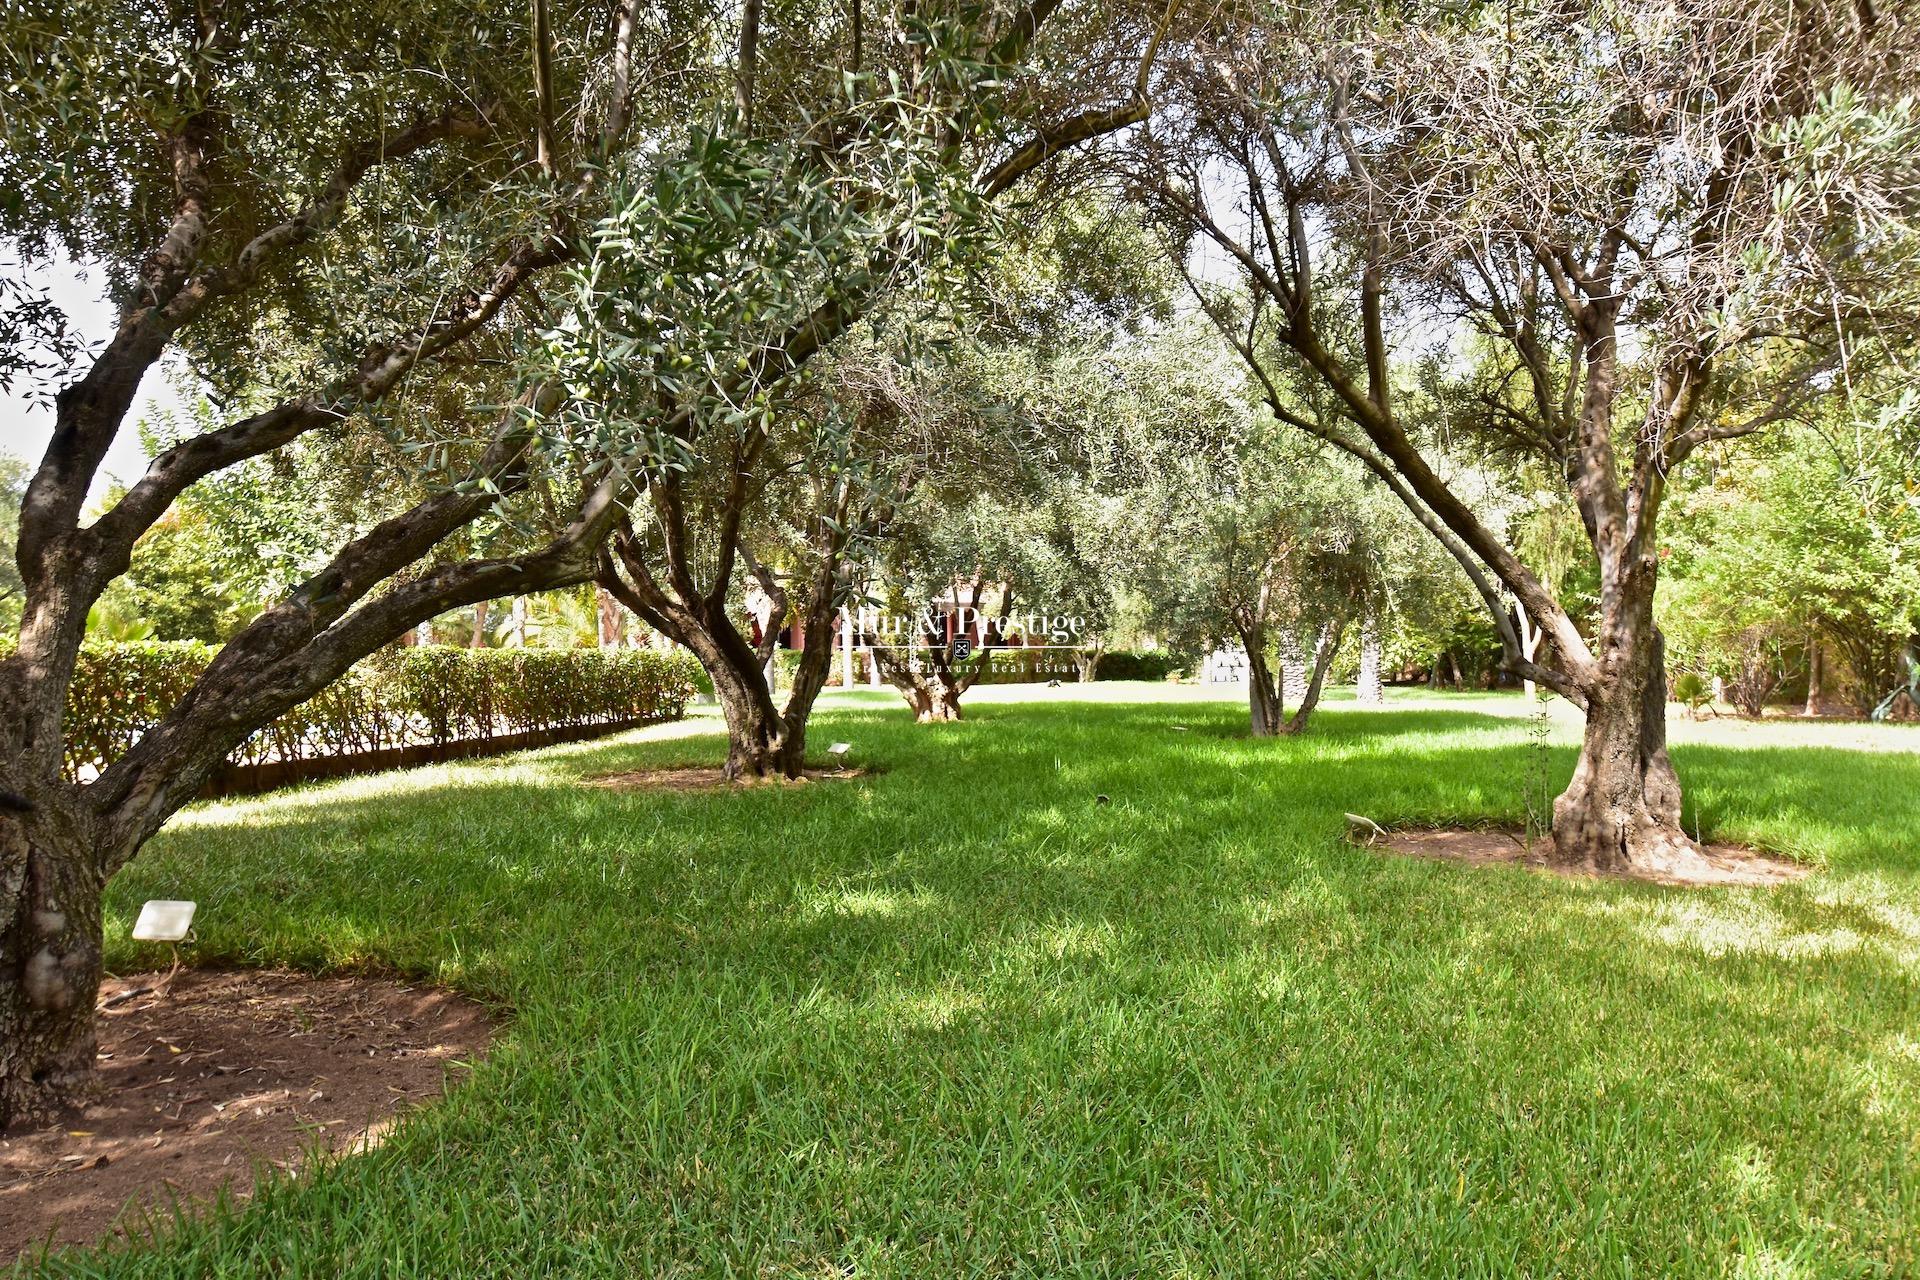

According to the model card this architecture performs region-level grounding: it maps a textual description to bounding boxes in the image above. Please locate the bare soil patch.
[1366,827,1809,888]
[1,968,493,1265]
[586,765,872,792]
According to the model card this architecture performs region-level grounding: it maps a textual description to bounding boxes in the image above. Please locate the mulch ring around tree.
[585,765,875,792]
[1353,826,1810,888]
[0,968,494,1265]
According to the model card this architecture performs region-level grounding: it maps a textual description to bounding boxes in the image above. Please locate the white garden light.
[828,742,852,772]
[131,899,196,942]
[112,900,198,1004]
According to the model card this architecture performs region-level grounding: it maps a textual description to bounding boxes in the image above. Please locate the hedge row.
[1092,650,1183,682]
[63,642,700,782]
[962,647,1184,684]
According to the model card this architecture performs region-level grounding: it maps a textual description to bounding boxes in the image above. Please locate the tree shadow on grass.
[958,699,1528,739]
[79,695,1920,1276]
[127,694,1916,989]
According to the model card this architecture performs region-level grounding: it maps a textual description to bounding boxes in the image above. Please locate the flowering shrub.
[61,642,699,780]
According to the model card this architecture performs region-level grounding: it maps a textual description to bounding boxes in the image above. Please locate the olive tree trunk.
[1074,641,1103,683]
[0,386,617,1131]
[1551,639,1692,873]
[869,579,1002,724]
[596,484,859,781]
[1280,620,1346,735]
[0,800,104,1127]
[876,657,970,722]
[1544,562,1703,874]
[1248,620,1344,739]
[682,624,810,779]
[871,643,976,722]
[1244,629,1284,737]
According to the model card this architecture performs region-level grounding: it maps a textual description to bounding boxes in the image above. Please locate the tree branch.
[734,0,763,131]
[531,0,558,177]
[95,465,623,857]
[88,233,568,572]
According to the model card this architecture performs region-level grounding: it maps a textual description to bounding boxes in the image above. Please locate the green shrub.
[966,647,1184,684]
[1671,670,1715,718]
[1094,650,1182,681]
[62,641,699,780]
[64,640,215,779]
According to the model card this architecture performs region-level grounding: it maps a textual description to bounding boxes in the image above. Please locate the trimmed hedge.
[1093,650,1183,681]
[63,641,700,782]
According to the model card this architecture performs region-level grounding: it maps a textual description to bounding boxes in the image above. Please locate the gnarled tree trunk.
[877,657,969,722]
[1549,604,1700,874]
[1075,641,1102,683]
[600,549,813,781]
[1249,620,1345,739]
[871,642,975,722]
[596,472,861,781]
[1,797,104,1127]
[689,625,807,779]
[869,578,1001,724]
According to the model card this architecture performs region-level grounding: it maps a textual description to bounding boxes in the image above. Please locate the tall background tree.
[1128,406,1378,736]
[1662,385,1920,717]
[1132,0,1920,872]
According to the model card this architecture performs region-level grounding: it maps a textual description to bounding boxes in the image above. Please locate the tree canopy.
[3,0,1918,1128]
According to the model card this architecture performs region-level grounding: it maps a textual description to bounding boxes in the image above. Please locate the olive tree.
[851,223,1190,716]
[560,1,1181,774]
[0,0,710,1125]
[1134,0,1920,872]
[1130,409,1375,736]
[0,0,1174,1121]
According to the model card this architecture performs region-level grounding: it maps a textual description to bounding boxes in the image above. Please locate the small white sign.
[132,900,196,942]
[827,742,851,757]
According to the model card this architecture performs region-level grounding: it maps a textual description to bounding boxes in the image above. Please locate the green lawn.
[38,687,1920,1276]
